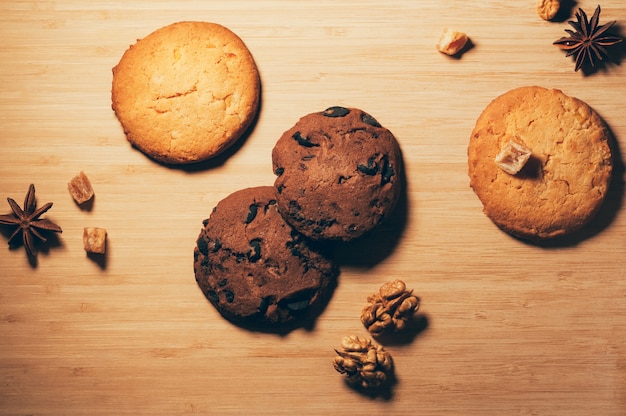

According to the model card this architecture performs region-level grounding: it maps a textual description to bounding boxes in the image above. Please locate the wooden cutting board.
[1,1,625,415]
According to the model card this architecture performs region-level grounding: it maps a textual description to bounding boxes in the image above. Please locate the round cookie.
[272,106,403,242]
[193,186,338,329]
[468,86,613,240]
[112,21,260,164]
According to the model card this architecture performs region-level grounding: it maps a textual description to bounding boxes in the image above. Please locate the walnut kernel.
[361,279,420,335]
[83,227,107,254]
[333,335,393,389]
[494,139,532,175]
[537,0,560,21]
[436,28,469,56]
[68,171,94,205]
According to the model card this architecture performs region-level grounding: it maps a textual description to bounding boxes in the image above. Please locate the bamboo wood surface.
[1,1,625,415]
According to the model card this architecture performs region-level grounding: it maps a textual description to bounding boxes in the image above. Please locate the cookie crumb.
[494,140,532,175]
[68,171,94,205]
[83,227,107,254]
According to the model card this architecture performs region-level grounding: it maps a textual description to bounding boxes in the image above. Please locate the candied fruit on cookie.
[468,86,613,240]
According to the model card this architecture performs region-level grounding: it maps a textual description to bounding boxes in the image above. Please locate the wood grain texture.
[1,1,625,415]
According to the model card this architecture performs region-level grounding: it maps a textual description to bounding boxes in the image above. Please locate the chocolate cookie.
[193,186,338,329]
[468,86,613,240]
[272,106,403,241]
[112,21,260,164]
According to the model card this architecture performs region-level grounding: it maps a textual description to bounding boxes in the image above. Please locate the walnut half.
[333,335,393,389]
[361,279,420,335]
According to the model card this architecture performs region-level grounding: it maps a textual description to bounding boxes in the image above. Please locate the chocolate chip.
[197,237,209,255]
[286,237,302,257]
[210,238,222,253]
[207,290,219,303]
[264,199,276,213]
[286,299,310,311]
[218,279,228,287]
[323,106,350,117]
[380,156,395,185]
[224,290,235,303]
[293,131,319,148]
[258,297,271,314]
[248,238,262,262]
[361,112,381,127]
[282,290,316,311]
[274,167,284,176]
[245,204,258,224]
[357,156,378,175]
[357,164,378,175]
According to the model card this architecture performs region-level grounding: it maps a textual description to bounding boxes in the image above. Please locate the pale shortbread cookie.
[112,21,260,164]
[468,86,613,240]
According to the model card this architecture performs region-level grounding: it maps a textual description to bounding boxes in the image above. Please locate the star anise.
[553,5,623,72]
[0,184,62,257]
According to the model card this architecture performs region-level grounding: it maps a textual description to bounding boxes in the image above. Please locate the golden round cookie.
[112,21,260,164]
[468,86,613,240]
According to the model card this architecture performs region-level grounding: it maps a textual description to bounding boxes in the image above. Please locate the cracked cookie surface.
[468,86,613,240]
[272,107,403,242]
[194,186,338,328]
[112,21,260,164]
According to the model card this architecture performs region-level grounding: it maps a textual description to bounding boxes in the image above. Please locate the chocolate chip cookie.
[193,186,338,329]
[272,106,403,241]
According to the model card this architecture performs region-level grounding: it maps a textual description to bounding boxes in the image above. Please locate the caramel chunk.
[436,28,469,56]
[68,171,94,204]
[495,140,532,175]
[83,227,107,254]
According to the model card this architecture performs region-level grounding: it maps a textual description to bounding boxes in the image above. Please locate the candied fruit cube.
[495,140,532,175]
[68,171,94,204]
[83,227,107,254]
